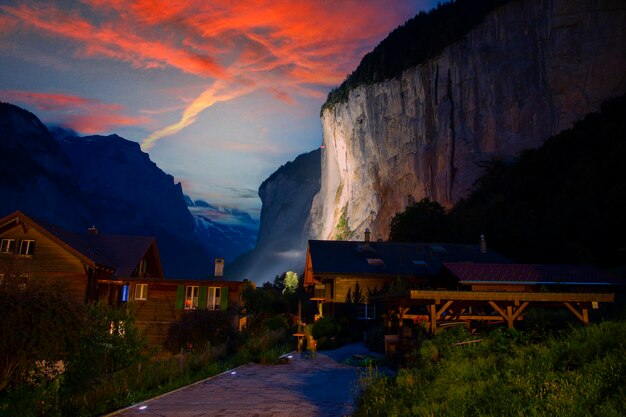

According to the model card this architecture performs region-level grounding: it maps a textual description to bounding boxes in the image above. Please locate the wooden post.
[429,304,437,334]
[506,305,514,329]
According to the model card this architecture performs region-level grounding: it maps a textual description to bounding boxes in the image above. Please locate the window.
[185,286,199,309]
[1,239,15,253]
[358,303,376,320]
[135,284,148,300]
[207,287,221,310]
[18,240,36,256]
[121,285,129,302]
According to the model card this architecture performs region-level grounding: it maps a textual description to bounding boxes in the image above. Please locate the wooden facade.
[303,238,509,319]
[0,211,244,348]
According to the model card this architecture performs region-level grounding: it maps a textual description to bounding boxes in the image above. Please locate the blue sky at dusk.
[0,0,438,220]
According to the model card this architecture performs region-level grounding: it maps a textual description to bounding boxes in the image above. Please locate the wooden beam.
[410,290,614,303]
[436,300,454,319]
[488,301,508,320]
[511,302,530,322]
[564,302,590,324]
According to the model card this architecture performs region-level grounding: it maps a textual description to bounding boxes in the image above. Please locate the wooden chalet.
[303,231,623,349]
[303,231,509,319]
[0,211,244,347]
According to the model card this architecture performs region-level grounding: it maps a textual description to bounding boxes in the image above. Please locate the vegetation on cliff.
[389,94,626,268]
[322,0,510,114]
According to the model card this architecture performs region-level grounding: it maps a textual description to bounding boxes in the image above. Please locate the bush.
[0,282,84,392]
[167,309,238,354]
[311,317,341,350]
[262,315,289,331]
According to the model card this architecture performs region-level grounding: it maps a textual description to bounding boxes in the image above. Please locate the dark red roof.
[444,263,625,286]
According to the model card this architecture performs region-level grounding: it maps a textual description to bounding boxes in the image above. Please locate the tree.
[283,271,298,295]
[0,282,84,392]
[389,198,449,242]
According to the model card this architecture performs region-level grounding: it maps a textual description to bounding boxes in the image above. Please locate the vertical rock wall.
[311,0,626,241]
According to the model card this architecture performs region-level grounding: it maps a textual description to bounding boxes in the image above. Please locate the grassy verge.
[354,318,626,416]
[1,332,294,416]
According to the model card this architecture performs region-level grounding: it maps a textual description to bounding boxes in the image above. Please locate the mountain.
[0,103,210,278]
[0,103,92,230]
[226,149,320,283]
[186,198,258,263]
[310,0,626,241]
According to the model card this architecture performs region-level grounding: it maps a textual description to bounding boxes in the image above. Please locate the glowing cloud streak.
[141,79,257,151]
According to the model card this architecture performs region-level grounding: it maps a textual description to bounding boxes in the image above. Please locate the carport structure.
[374,263,623,335]
[378,289,615,334]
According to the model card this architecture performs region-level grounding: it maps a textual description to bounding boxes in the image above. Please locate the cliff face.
[226,149,320,282]
[311,0,626,241]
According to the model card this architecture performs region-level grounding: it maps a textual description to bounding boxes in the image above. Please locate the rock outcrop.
[311,0,626,241]
[226,149,320,282]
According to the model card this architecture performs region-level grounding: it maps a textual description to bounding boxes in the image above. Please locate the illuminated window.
[18,240,36,256]
[134,284,148,300]
[0,239,15,253]
[207,287,221,310]
[185,286,199,309]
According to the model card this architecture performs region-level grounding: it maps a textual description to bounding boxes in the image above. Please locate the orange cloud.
[2,0,423,146]
[0,90,150,134]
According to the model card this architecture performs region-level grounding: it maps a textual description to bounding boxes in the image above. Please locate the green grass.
[354,319,626,417]
[1,329,295,416]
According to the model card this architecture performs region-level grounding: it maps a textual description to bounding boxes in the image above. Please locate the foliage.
[311,317,341,350]
[166,309,238,354]
[262,315,289,331]
[282,271,299,295]
[322,0,510,113]
[334,208,354,240]
[240,281,282,329]
[63,302,146,391]
[389,198,448,242]
[355,319,626,416]
[0,282,84,392]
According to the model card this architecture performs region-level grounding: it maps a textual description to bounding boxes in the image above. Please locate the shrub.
[262,315,289,331]
[311,317,340,350]
[167,309,238,354]
[0,282,84,392]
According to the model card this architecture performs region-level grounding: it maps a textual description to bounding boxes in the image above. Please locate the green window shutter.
[220,287,229,310]
[176,285,185,309]
[198,286,207,309]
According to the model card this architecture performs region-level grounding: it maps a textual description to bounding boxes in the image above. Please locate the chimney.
[214,258,224,278]
[88,226,99,235]
[364,228,371,243]
[480,234,487,254]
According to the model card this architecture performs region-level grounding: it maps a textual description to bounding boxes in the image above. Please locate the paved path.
[108,344,380,417]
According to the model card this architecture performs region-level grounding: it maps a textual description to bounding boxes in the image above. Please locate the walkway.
[108,343,380,417]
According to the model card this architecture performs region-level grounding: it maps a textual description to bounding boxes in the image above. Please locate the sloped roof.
[308,240,510,277]
[1,211,158,277]
[83,234,156,277]
[444,263,625,286]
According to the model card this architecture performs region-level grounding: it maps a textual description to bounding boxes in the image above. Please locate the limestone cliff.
[311,0,626,241]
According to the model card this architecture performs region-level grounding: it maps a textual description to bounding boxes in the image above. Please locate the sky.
[0,0,438,222]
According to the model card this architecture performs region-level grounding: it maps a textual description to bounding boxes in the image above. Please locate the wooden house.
[0,211,243,347]
[303,232,509,319]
